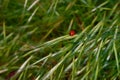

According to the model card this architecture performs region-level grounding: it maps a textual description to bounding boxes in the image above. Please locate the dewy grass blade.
[19,4,25,20]
[0,33,13,45]
[54,0,59,11]
[113,42,119,73]
[76,67,86,76]
[26,27,38,35]
[72,57,77,80]
[29,54,52,68]
[64,58,78,72]
[113,26,118,40]
[27,7,39,23]
[109,19,118,29]
[67,19,74,33]
[91,16,98,25]
[113,26,119,73]
[109,3,119,17]
[74,25,90,42]
[22,35,76,57]
[57,65,64,80]
[81,70,90,80]
[18,56,32,73]
[89,21,103,39]
[94,64,99,80]
[96,40,103,61]
[41,52,71,80]
[65,45,85,73]
[28,46,71,68]
[0,69,8,74]
[104,39,113,60]
[11,56,33,79]
[42,35,75,46]
[5,35,19,57]
[47,1,54,13]
[65,0,77,11]
[35,75,41,80]
[27,0,40,11]
[24,0,28,9]
[91,1,108,12]
[94,41,104,80]
[73,42,83,53]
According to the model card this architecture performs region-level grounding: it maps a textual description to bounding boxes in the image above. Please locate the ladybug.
[69,30,76,36]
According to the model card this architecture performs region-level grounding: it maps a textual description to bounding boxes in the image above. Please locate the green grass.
[0,0,120,80]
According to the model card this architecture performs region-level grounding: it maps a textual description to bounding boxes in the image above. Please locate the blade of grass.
[113,26,119,73]
[57,65,64,80]
[3,22,6,40]
[11,56,33,80]
[71,57,76,80]
[27,7,39,23]
[22,35,76,57]
[91,1,109,12]
[27,0,40,11]
[109,3,119,17]
[41,51,71,80]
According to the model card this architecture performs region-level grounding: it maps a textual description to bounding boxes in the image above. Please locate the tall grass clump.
[0,0,120,80]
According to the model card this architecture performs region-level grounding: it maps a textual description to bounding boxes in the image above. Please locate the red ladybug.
[69,30,76,36]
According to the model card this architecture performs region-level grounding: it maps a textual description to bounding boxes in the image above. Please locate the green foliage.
[0,0,120,80]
